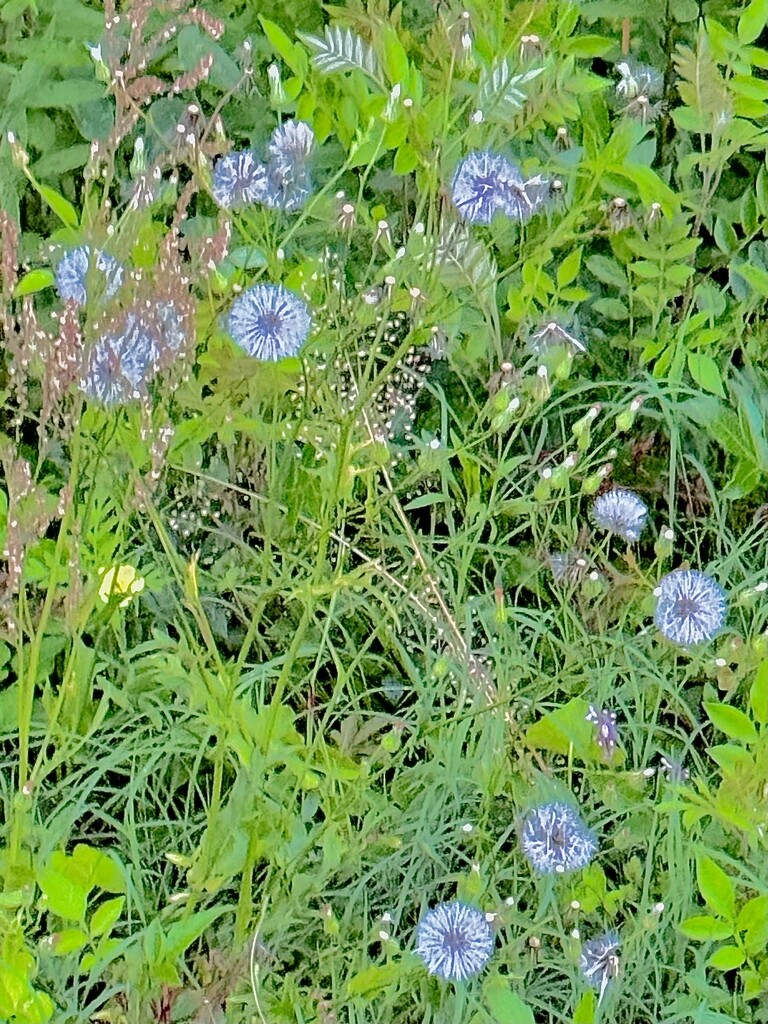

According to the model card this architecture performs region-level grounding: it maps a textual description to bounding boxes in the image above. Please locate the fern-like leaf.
[477,60,542,121]
[673,30,730,127]
[299,25,381,84]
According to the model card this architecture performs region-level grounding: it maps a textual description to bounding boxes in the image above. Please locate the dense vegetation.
[1,0,768,1021]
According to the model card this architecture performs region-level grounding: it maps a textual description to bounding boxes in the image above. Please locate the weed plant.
[0,0,768,1022]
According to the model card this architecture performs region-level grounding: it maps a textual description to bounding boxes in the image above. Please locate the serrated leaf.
[705,703,759,744]
[738,0,768,44]
[696,855,736,921]
[679,915,734,941]
[557,247,582,287]
[299,26,380,84]
[586,254,627,289]
[707,945,745,970]
[477,60,542,120]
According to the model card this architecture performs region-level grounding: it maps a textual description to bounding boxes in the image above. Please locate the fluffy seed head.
[56,246,123,306]
[592,487,648,542]
[654,569,727,646]
[415,901,494,982]
[227,283,311,360]
[520,802,598,874]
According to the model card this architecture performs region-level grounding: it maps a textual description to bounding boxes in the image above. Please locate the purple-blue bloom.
[654,569,726,646]
[80,323,154,405]
[520,802,597,874]
[56,245,123,306]
[580,930,620,989]
[451,151,549,225]
[227,284,312,361]
[592,487,648,542]
[212,150,268,209]
[415,901,494,982]
[264,121,315,211]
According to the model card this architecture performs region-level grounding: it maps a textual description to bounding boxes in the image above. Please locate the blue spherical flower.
[586,705,620,760]
[592,487,648,542]
[80,323,154,405]
[268,120,315,168]
[227,284,312,361]
[56,245,123,306]
[520,802,598,875]
[415,901,494,982]
[212,150,268,209]
[263,122,315,212]
[451,151,549,225]
[654,569,727,646]
[580,930,620,990]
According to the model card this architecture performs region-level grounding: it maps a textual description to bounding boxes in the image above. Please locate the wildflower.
[529,321,586,355]
[520,802,598,875]
[211,150,267,209]
[660,754,689,783]
[80,326,154,405]
[55,245,123,306]
[654,569,727,646]
[548,549,589,585]
[451,151,548,225]
[592,487,648,543]
[607,196,632,233]
[586,706,619,759]
[580,930,620,1003]
[415,901,494,982]
[615,61,663,100]
[98,564,145,607]
[263,120,315,211]
[227,283,312,361]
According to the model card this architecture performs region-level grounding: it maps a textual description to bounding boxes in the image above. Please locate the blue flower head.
[586,705,620,760]
[227,284,312,361]
[56,245,123,306]
[451,151,549,225]
[520,802,598,875]
[592,487,648,542]
[212,150,268,209]
[264,121,315,212]
[415,901,494,982]
[654,569,726,646]
[580,930,620,989]
[80,325,154,405]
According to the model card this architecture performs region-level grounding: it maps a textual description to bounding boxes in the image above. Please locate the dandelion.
[211,150,267,209]
[227,283,312,361]
[580,930,620,1004]
[415,901,494,982]
[529,321,586,355]
[451,151,547,225]
[55,245,123,306]
[520,802,598,875]
[592,487,648,543]
[615,61,663,100]
[654,569,727,646]
[586,706,620,759]
[98,564,145,607]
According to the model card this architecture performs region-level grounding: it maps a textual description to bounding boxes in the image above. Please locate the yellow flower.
[98,564,145,607]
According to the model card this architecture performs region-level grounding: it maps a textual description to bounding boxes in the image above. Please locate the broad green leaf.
[557,247,582,288]
[705,703,759,744]
[49,928,88,955]
[71,845,125,894]
[37,866,87,921]
[380,24,409,86]
[38,186,78,229]
[346,961,400,996]
[259,16,307,78]
[679,915,734,941]
[13,268,55,297]
[90,896,125,937]
[525,698,595,760]
[688,352,726,398]
[696,855,736,921]
[738,0,768,44]
[573,989,596,1024]
[586,254,627,289]
[749,661,768,725]
[164,906,229,961]
[707,945,745,970]
[484,976,535,1024]
[707,744,755,773]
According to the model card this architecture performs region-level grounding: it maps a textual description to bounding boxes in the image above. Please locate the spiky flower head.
[592,487,648,542]
[80,326,154,405]
[211,150,267,209]
[227,283,312,361]
[580,930,620,993]
[263,120,315,212]
[520,802,598,875]
[586,706,619,760]
[451,151,548,225]
[654,569,727,646]
[415,901,494,982]
[56,245,123,306]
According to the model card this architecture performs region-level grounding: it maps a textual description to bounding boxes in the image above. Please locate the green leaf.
[49,928,88,955]
[557,247,582,288]
[688,352,726,398]
[696,855,736,921]
[705,703,759,744]
[573,989,596,1024]
[346,961,400,996]
[738,0,768,44]
[13,268,55,297]
[71,845,125,894]
[707,945,746,970]
[586,254,627,289]
[679,916,734,941]
[164,906,229,961]
[749,661,768,725]
[37,867,87,921]
[379,24,409,86]
[38,186,78,229]
[525,698,595,760]
[484,976,535,1024]
[259,16,307,78]
[89,896,125,938]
